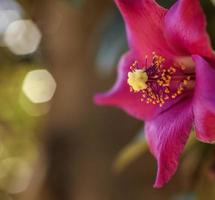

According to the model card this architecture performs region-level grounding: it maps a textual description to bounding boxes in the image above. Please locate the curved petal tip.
[145,98,193,188]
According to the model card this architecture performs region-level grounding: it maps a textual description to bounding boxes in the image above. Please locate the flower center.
[127,52,193,107]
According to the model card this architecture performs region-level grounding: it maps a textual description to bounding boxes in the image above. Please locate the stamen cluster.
[128,53,191,107]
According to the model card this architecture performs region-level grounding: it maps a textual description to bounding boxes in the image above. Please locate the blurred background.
[0,0,214,199]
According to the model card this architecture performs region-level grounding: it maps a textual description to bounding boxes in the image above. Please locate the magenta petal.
[164,0,213,58]
[115,0,174,57]
[94,52,159,120]
[193,56,215,143]
[145,98,193,188]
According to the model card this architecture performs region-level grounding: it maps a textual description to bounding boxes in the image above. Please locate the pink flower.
[94,0,215,188]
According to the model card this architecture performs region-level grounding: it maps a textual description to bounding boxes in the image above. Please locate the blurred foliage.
[113,138,148,173]
[0,62,42,198]
[67,0,86,8]
[157,0,176,7]
[96,11,127,77]
[114,131,197,174]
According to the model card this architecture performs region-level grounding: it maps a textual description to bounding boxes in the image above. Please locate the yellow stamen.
[127,52,193,107]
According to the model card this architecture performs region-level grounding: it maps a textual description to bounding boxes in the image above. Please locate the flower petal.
[115,0,174,57]
[94,52,158,120]
[145,98,193,188]
[193,56,215,143]
[165,0,213,58]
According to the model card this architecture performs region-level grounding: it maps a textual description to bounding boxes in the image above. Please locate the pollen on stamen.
[127,68,148,92]
[127,52,192,107]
